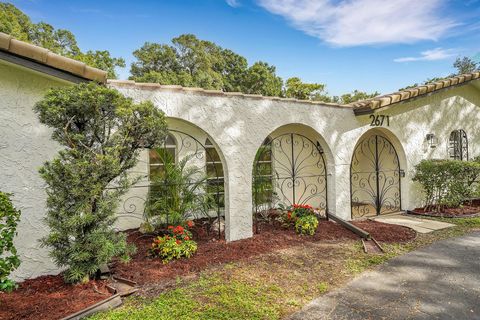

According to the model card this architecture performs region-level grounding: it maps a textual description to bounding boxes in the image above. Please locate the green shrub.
[35,83,168,283]
[149,224,197,263]
[413,159,480,211]
[279,204,319,235]
[0,192,21,292]
[294,215,319,236]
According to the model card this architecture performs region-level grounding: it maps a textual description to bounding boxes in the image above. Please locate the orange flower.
[185,236,190,241]
[176,239,182,245]
[187,220,194,228]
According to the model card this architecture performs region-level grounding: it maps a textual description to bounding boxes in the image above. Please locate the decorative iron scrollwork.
[350,134,401,218]
[252,133,328,231]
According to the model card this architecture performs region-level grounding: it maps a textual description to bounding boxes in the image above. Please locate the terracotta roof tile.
[351,71,480,114]
[0,32,107,83]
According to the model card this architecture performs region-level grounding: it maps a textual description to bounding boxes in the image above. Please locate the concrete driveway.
[289,231,480,320]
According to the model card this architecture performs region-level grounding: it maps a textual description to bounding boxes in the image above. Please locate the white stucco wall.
[0,60,69,281]
[109,81,480,240]
[2,60,480,281]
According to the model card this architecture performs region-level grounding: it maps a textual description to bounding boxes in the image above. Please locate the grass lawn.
[90,217,480,320]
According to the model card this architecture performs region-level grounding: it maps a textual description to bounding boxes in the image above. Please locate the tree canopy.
[0,2,125,78]
[2,2,378,102]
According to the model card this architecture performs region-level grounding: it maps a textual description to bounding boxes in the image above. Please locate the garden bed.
[111,220,415,286]
[411,199,480,218]
[0,275,111,320]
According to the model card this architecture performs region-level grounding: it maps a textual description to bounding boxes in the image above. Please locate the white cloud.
[394,48,457,62]
[257,0,456,46]
[226,0,240,7]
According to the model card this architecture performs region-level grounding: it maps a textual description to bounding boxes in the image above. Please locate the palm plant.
[145,149,214,228]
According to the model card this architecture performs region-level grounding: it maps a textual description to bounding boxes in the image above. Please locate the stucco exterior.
[0,60,68,280]
[1,60,480,280]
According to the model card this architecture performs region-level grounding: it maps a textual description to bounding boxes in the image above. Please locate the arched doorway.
[252,132,328,230]
[350,133,402,219]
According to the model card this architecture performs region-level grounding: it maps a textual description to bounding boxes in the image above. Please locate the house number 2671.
[369,115,390,127]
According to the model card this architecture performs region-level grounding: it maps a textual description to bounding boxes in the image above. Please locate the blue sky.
[8,0,480,95]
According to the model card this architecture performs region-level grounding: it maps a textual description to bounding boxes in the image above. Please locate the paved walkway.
[289,231,480,320]
[373,213,455,234]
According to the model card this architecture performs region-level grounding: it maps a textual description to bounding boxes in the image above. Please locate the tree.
[35,83,168,283]
[338,90,380,104]
[453,56,479,75]
[0,3,125,78]
[0,192,21,292]
[285,77,326,100]
[131,35,288,95]
[242,61,283,96]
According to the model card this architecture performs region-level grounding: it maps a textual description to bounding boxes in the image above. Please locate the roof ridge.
[0,32,107,83]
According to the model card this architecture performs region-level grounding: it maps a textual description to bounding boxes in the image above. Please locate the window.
[149,134,176,180]
[253,137,273,206]
[205,138,225,208]
[449,129,468,161]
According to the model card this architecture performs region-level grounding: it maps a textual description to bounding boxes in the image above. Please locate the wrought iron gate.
[350,134,402,218]
[252,133,328,229]
[116,129,225,239]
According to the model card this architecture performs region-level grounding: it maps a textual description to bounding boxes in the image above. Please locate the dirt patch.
[112,219,414,286]
[0,275,110,320]
[353,220,417,242]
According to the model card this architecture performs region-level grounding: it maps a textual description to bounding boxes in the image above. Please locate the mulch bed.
[111,220,416,285]
[0,275,110,320]
[411,199,480,218]
[0,219,415,320]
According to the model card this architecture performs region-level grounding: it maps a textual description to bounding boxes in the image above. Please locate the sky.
[8,0,480,95]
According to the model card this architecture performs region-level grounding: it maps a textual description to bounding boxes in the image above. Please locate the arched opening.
[117,118,227,239]
[350,129,404,219]
[252,125,330,232]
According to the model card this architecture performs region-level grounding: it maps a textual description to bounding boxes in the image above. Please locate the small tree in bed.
[35,83,167,283]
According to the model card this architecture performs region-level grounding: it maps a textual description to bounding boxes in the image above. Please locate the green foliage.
[0,192,21,292]
[130,35,284,97]
[294,215,319,236]
[149,225,197,263]
[279,204,319,235]
[285,77,325,100]
[0,2,125,78]
[412,159,480,212]
[147,153,214,227]
[35,83,168,283]
[242,61,283,96]
[453,56,479,75]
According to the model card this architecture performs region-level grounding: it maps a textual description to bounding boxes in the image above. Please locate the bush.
[295,215,319,236]
[413,159,480,212]
[0,192,21,292]
[35,83,168,283]
[279,204,319,235]
[149,222,197,263]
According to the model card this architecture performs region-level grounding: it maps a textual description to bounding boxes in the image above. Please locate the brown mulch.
[412,199,480,217]
[0,219,416,319]
[112,220,416,285]
[353,220,417,242]
[0,275,110,320]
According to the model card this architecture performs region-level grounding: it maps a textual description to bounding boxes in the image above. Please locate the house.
[1,32,479,280]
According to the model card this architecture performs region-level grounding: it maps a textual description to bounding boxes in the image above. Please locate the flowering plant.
[149,221,197,263]
[295,215,319,236]
[279,204,318,235]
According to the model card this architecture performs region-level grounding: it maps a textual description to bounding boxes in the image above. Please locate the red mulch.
[0,219,416,319]
[413,199,480,217]
[112,220,416,285]
[353,221,417,242]
[0,275,110,320]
